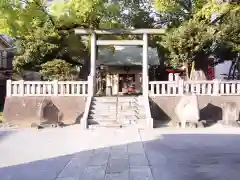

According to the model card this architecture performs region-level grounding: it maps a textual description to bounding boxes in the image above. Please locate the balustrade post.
[6,79,12,97]
[19,80,24,96]
[213,79,219,96]
[169,73,174,81]
[178,79,184,95]
[53,80,58,96]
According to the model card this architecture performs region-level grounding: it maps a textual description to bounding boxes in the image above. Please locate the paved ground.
[0,125,240,180]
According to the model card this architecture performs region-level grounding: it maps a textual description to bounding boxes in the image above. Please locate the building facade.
[96,46,160,96]
[0,35,15,107]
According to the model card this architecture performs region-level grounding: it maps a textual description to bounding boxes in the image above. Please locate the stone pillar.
[89,33,97,96]
[135,73,141,93]
[6,79,12,97]
[174,73,180,81]
[168,73,174,81]
[113,73,119,95]
[142,33,148,97]
[90,33,96,76]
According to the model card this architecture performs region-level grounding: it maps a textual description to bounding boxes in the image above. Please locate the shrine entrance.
[95,66,142,96]
[74,29,165,97]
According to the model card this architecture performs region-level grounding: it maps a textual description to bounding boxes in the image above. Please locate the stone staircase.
[88,96,147,128]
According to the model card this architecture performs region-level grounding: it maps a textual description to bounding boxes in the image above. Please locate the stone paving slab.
[110,149,128,159]
[105,171,129,180]
[89,152,110,166]
[1,125,240,180]
[58,165,83,179]
[130,167,154,180]
[106,158,129,174]
[129,154,149,167]
[80,165,107,180]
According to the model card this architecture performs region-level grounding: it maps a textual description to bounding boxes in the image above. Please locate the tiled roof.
[97,46,161,66]
[0,35,14,48]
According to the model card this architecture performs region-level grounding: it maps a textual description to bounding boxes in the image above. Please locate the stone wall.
[150,96,240,127]
[3,96,86,127]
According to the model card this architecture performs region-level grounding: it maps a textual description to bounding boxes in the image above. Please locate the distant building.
[0,35,15,107]
[0,35,15,71]
[96,46,161,95]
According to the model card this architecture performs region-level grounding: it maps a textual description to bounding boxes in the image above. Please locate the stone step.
[92,97,139,102]
[93,97,116,100]
[91,106,143,111]
[88,118,117,125]
[88,114,144,119]
[92,100,117,103]
[88,114,140,119]
[91,107,143,111]
[92,103,141,107]
[88,124,125,129]
[90,110,143,114]
[91,110,144,114]
[88,118,147,125]
[135,114,147,119]
[88,121,147,129]
[91,104,117,107]
[92,101,117,105]
[88,96,147,130]
[92,102,139,107]
[92,99,140,104]
[88,119,123,127]
[91,107,117,111]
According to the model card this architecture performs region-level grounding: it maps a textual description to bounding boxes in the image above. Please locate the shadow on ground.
[0,131,240,180]
[0,130,14,142]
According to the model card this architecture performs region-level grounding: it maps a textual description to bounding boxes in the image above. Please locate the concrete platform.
[0,126,240,180]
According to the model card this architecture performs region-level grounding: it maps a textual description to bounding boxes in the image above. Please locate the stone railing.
[149,80,240,96]
[6,80,88,96]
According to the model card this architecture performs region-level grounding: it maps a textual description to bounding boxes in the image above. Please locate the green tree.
[216,5,240,53]
[0,0,109,80]
[156,0,240,76]
[1,0,161,80]
[40,59,78,80]
[153,0,207,28]
[161,19,215,78]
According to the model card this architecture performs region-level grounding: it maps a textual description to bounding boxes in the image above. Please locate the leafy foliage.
[1,0,238,80]
[0,0,159,80]
[153,0,207,28]
[216,6,240,53]
[157,0,240,70]
[161,20,215,67]
[40,59,78,80]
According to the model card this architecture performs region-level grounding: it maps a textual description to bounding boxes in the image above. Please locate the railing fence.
[7,78,240,97]
[149,80,240,96]
[6,80,88,96]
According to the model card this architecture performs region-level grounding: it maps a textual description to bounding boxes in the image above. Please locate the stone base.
[3,96,86,127]
[150,96,240,128]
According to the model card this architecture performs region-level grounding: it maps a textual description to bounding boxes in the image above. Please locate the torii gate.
[74,28,165,97]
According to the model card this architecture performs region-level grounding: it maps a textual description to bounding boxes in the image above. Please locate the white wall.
[214,60,232,80]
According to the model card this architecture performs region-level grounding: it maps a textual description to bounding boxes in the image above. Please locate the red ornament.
[208,66,215,80]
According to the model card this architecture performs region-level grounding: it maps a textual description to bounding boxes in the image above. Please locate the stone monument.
[175,94,201,128]
[221,102,240,127]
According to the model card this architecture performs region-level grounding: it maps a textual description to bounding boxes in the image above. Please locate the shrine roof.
[97,46,161,66]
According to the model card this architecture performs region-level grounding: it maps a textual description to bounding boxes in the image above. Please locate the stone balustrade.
[149,80,240,96]
[6,80,88,96]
